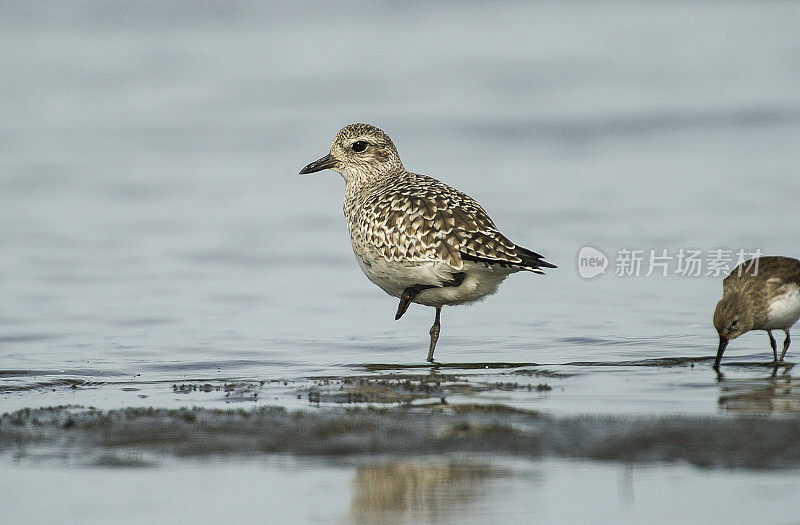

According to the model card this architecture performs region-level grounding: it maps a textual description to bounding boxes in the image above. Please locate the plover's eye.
[731,320,738,327]
[351,141,368,152]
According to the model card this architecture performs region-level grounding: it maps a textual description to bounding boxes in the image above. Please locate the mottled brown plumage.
[713,256,800,369]
[301,123,555,362]
[346,170,547,271]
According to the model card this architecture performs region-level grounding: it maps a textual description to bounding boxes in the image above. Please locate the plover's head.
[713,292,756,368]
[300,123,403,181]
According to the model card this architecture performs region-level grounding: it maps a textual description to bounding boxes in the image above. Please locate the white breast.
[765,283,800,330]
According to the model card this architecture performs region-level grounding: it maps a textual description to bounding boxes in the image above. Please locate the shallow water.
[3,455,800,524]
[2,1,800,522]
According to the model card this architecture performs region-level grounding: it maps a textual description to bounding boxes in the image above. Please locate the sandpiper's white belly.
[765,283,800,330]
[353,248,513,307]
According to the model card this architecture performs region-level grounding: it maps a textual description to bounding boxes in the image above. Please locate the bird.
[300,123,556,363]
[713,256,800,369]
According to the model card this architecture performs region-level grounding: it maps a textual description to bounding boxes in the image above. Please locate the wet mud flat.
[9,356,798,416]
[301,369,559,405]
[3,361,800,523]
[3,403,800,470]
[3,357,800,474]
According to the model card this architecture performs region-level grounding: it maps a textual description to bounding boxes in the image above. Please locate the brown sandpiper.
[713,256,800,369]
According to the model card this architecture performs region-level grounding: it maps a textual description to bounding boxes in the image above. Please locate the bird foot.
[395,283,438,320]
[395,291,414,320]
[394,274,464,321]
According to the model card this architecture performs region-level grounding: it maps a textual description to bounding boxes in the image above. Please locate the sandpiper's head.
[299,123,403,181]
[713,292,756,368]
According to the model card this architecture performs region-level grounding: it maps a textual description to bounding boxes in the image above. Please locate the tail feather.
[516,246,557,269]
[461,245,556,272]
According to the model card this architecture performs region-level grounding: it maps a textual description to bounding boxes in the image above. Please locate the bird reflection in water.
[349,461,505,522]
[718,367,800,414]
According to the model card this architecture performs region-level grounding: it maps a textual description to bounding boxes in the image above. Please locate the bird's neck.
[342,165,402,190]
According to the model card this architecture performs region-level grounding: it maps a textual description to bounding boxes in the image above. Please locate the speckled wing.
[355,173,555,273]
[724,256,800,293]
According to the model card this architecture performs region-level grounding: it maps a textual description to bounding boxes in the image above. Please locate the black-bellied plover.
[300,123,556,363]
[713,256,800,369]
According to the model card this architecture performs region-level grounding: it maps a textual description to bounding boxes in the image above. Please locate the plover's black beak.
[713,337,729,369]
[300,153,337,174]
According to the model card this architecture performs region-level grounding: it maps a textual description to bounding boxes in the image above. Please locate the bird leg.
[394,273,465,363]
[768,330,778,362]
[394,273,465,320]
[779,330,791,362]
[446,272,466,287]
[395,284,435,320]
[428,306,442,363]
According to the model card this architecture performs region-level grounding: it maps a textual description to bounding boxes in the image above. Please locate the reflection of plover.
[301,123,555,362]
[713,256,800,369]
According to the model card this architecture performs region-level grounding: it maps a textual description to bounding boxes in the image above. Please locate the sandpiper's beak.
[300,153,338,174]
[714,337,729,369]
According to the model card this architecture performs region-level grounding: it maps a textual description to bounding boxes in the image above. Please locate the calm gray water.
[2,1,800,523]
